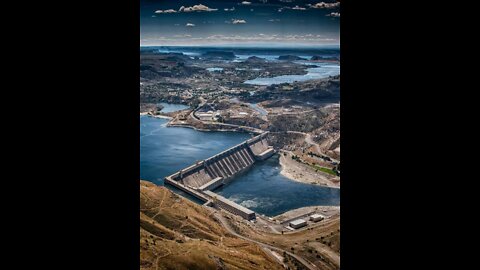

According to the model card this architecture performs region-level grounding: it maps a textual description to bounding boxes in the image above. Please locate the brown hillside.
[140,180,282,270]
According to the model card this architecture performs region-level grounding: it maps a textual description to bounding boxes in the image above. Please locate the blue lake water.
[206,67,224,72]
[140,115,340,216]
[215,155,340,216]
[235,54,313,62]
[140,115,251,183]
[244,62,340,86]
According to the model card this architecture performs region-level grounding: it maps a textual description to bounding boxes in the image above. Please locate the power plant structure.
[165,132,275,220]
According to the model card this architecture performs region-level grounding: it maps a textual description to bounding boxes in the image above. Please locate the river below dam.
[140,114,340,216]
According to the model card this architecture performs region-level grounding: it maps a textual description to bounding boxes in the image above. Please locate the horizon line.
[139,44,340,48]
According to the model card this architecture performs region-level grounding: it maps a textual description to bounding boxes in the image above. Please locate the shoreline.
[167,123,251,133]
[272,205,340,223]
[278,150,340,189]
[139,113,173,120]
[141,111,340,221]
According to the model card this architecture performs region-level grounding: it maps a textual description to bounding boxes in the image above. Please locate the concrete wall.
[165,132,275,220]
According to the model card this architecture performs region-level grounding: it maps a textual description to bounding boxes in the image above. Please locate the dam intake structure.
[165,132,275,220]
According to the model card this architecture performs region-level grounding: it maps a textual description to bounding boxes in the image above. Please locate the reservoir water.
[141,115,251,183]
[206,67,224,72]
[140,115,340,216]
[244,62,340,86]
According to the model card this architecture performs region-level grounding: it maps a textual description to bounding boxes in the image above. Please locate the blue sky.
[140,0,340,46]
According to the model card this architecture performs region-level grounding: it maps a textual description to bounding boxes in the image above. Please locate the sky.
[140,0,340,47]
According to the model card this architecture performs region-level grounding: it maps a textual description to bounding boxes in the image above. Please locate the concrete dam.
[165,132,275,220]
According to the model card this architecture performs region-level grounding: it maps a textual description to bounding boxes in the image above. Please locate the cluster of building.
[289,213,325,229]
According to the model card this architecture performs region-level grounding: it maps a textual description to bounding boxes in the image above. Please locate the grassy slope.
[140,180,282,270]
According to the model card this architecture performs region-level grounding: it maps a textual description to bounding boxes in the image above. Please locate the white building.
[310,214,325,222]
[289,219,307,229]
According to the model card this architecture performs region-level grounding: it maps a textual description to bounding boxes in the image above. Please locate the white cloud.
[232,19,247,24]
[179,4,218,12]
[279,5,307,11]
[291,5,307,10]
[308,2,340,9]
[327,12,340,17]
[241,1,252,5]
[155,9,177,14]
[186,23,195,27]
[224,7,235,11]
[268,19,280,22]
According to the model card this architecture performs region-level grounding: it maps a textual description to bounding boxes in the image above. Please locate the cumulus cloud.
[224,7,235,11]
[308,2,340,9]
[291,5,307,10]
[327,12,340,17]
[179,4,218,12]
[279,5,307,12]
[186,23,195,27]
[268,18,280,22]
[232,19,247,24]
[154,9,177,14]
[241,1,252,5]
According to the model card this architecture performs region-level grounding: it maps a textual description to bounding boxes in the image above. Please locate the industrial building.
[204,190,256,220]
[310,214,325,222]
[289,219,307,229]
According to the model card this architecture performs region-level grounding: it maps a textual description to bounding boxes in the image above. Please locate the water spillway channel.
[141,115,340,217]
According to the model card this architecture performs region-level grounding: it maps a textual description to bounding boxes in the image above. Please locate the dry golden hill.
[140,180,282,270]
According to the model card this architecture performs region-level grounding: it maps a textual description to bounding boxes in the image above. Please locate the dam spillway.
[164,132,275,220]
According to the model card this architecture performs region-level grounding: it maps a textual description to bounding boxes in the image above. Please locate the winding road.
[214,213,319,270]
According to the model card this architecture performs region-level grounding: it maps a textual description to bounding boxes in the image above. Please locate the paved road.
[214,213,319,270]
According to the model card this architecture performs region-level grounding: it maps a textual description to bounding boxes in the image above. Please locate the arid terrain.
[140,180,283,270]
[140,47,340,270]
[141,180,340,270]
